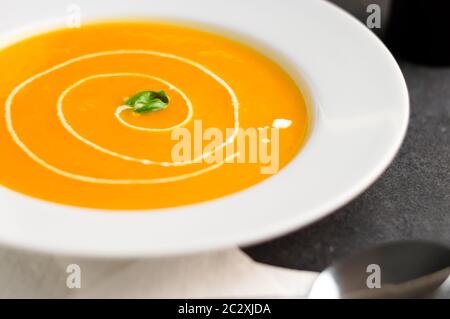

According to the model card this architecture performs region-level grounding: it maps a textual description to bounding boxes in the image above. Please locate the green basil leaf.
[125,90,170,114]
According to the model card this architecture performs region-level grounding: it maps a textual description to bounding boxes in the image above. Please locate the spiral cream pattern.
[5,50,240,184]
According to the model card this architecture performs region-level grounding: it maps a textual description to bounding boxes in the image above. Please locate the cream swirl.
[5,50,240,184]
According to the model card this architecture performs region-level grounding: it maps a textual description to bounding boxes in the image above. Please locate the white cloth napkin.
[0,246,318,298]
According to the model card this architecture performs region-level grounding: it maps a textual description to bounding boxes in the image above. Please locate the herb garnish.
[125,90,170,114]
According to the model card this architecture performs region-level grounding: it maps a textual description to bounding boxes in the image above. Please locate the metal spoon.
[308,241,450,298]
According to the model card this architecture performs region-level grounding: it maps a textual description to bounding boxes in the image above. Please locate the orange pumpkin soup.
[0,21,309,209]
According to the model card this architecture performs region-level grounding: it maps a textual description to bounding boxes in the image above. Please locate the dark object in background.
[386,0,450,66]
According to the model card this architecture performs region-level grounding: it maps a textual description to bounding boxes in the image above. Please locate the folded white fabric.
[0,246,317,298]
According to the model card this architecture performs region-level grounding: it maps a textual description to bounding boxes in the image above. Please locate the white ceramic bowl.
[0,0,409,257]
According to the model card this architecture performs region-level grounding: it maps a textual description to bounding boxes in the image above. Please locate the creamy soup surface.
[0,21,310,209]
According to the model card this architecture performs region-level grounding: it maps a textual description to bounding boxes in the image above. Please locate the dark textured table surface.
[245,2,450,272]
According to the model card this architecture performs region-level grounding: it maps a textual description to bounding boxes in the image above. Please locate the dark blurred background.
[245,0,450,271]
